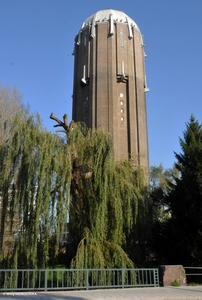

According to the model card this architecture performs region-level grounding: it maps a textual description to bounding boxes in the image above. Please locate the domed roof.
[78,9,140,39]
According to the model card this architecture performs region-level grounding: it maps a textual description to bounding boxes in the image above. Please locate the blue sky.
[1,0,202,169]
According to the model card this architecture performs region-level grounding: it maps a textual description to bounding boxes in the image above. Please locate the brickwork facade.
[72,10,149,171]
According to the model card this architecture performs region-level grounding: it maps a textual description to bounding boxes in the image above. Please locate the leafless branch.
[50,112,75,136]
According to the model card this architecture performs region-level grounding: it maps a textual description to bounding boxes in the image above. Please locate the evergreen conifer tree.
[152,115,202,265]
[168,115,202,264]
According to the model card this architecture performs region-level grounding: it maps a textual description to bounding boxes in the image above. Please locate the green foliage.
[150,164,178,223]
[0,94,149,269]
[0,110,71,268]
[171,279,180,287]
[0,84,23,146]
[167,115,202,264]
[151,115,202,265]
[67,123,147,268]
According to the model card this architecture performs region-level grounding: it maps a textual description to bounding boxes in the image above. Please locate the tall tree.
[149,164,178,264]
[0,83,149,269]
[0,83,23,146]
[150,164,178,223]
[152,115,202,265]
[0,110,71,268]
[168,115,202,265]
[51,114,148,268]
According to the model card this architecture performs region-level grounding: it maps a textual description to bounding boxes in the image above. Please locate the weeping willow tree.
[0,105,149,269]
[0,110,71,269]
[0,83,23,146]
[51,113,148,269]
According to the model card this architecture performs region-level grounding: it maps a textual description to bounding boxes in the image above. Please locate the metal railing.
[184,267,202,284]
[0,268,159,291]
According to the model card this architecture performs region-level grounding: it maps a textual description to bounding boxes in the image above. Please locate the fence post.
[86,269,89,290]
[122,269,124,288]
[154,269,159,286]
[45,270,47,291]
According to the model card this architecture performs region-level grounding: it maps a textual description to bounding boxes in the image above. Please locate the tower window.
[83,34,87,48]
[120,101,124,106]
[86,96,88,101]
[120,93,123,98]
[121,108,124,113]
[121,116,124,121]
[120,29,124,47]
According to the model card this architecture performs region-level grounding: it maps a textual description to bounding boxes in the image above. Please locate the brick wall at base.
[159,265,186,286]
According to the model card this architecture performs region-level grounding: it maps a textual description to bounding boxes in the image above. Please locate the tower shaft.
[72,10,149,170]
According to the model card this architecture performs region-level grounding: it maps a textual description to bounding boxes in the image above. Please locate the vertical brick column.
[159,265,186,286]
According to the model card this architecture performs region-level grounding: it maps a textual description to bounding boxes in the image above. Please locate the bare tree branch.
[55,130,67,134]
[50,113,73,135]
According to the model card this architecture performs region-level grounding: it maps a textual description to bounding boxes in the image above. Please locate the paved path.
[1,286,202,300]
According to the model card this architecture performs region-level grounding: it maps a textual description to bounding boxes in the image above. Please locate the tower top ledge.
[79,9,141,39]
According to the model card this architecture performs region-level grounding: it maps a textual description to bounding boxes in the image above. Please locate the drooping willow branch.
[49,112,143,269]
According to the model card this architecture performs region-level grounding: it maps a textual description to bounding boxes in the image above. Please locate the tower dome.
[77,9,141,41]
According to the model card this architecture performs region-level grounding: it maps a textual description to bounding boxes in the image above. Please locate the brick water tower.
[72,9,149,171]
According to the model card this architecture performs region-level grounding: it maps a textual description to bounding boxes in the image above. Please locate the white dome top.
[83,9,139,28]
[78,9,140,39]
